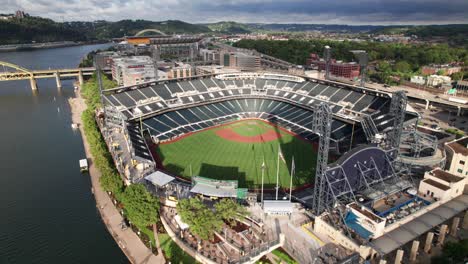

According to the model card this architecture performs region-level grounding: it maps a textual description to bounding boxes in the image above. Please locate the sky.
[3,0,468,25]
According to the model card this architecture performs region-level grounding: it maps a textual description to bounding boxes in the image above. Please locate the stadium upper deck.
[102,73,398,144]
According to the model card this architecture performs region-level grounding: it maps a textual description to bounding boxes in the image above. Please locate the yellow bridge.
[0,60,109,90]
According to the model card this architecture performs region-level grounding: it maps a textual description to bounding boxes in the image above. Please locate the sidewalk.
[69,93,165,264]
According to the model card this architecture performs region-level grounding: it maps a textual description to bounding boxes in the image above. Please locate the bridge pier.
[29,76,38,91]
[78,70,84,86]
[55,72,62,89]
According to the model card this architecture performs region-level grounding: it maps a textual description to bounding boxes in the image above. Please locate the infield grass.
[156,120,317,189]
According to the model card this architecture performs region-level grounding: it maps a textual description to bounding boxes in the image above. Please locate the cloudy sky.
[3,0,468,25]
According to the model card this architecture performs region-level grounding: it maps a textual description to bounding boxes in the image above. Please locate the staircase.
[361,114,380,143]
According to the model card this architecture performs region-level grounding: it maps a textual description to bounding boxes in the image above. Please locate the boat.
[79,159,88,172]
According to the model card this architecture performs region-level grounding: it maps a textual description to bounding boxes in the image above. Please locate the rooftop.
[145,170,175,187]
[423,179,450,191]
[369,194,468,255]
[430,169,464,183]
[446,136,468,156]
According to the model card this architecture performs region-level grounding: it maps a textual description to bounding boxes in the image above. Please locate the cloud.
[2,0,467,24]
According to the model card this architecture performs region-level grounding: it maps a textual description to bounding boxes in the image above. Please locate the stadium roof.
[263,200,294,214]
[369,194,468,255]
[145,171,175,186]
[190,176,238,198]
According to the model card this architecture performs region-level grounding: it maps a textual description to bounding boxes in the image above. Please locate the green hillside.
[0,16,211,44]
[204,21,252,34]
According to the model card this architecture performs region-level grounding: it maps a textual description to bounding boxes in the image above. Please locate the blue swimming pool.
[345,211,373,239]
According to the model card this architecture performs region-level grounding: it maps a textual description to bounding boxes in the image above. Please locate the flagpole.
[261,159,265,209]
[289,156,295,202]
[276,144,280,200]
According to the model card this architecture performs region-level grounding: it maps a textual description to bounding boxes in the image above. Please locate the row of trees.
[235,39,468,68]
[177,198,249,240]
[235,39,468,85]
[81,73,159,229]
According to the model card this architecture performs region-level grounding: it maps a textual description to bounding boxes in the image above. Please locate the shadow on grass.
[199,163,254,188]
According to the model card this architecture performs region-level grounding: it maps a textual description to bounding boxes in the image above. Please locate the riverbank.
[0,41,105,52]
[68,92,164,264]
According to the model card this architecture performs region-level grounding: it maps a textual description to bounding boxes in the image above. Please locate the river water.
[0,44,128,263]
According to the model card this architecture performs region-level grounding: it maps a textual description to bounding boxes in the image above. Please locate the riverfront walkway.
[69,93,165,264]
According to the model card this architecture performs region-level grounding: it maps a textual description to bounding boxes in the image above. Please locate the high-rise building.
[220,51,260,71]
[112,56,157,86]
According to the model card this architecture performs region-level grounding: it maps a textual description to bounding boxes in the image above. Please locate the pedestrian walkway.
[69,94,165,264]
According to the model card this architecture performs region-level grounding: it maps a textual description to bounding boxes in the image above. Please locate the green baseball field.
[156,119,317,189]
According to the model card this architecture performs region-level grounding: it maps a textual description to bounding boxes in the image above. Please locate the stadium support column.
[389,91,407,151]
[424,232,434,253]
[437,224,448,246]
[450,217,460,237]
[409,240,419,262]
[324,46,331,80]
[394,249,404,264]
[311,103,332,215]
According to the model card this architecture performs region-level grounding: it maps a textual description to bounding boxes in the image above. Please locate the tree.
[122,184,160,228]
[214,199,249,226]
[394,61,412,73]
[437,69,446,76]
[431,239,468,264]
[177,198,223,240]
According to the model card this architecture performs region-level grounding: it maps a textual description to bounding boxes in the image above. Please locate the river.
[0,44,128,264]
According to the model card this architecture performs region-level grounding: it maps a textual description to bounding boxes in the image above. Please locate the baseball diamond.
[156,119,318,189]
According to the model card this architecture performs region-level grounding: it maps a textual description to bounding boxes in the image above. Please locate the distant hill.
[371,24,468,47]
[0,16,211,45]
[247,23,385,33]
[203,21,252,34]
[0,16,87,44]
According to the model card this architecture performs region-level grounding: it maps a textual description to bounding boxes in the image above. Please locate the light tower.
[311,103,332,215]
[351,50,369,87]
[324,46,332,80]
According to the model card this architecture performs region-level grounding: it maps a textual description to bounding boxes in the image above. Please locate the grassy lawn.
[157,120,317,189]
[272,248,298,264]
[159,233,197,264]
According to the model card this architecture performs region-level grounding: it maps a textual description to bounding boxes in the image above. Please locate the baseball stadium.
[102,72,402,190]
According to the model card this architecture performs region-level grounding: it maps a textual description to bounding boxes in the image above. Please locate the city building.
[112,56,156,86]
[95,51,119,69]
[410,75,426,85]
[220,51,261,71]
[445,136,468,177]
[167,64,192,79]
[422,64,462,76]
[426,75,452,87]
[420,168,466,201]
[307,53,360,79]
[199,48,220,62]
[455,80,468,95]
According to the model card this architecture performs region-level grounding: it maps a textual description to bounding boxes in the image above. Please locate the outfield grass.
[157,120,317,189]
